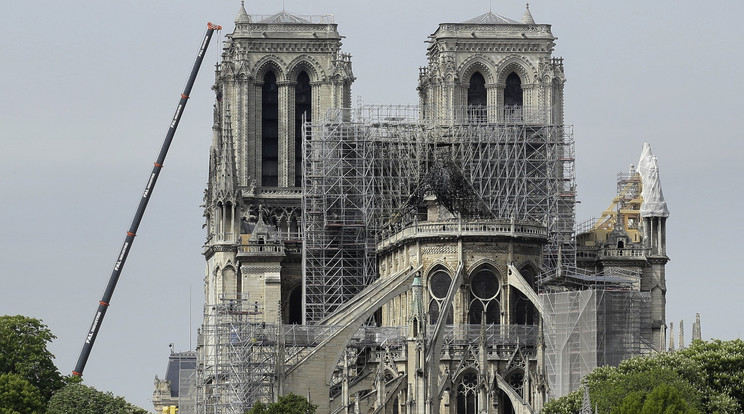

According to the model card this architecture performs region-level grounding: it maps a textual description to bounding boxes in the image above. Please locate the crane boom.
[73,22,222,377]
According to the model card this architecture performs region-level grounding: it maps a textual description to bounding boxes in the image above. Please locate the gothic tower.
[418,6,565,126]
[637,143,670,351]
[202,3,354,323]
[197,7,353,410]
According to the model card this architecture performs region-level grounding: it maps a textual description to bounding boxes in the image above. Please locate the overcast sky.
[2,0,743,410]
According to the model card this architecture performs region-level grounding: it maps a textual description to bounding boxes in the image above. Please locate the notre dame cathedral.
[151,4,671,414]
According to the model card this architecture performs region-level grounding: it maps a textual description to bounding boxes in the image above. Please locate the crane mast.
[73,22,222,377]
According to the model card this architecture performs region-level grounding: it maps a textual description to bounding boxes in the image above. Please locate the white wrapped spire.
[636,143,669,217]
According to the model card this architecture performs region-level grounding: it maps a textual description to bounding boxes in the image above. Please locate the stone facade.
[189,5,669,414]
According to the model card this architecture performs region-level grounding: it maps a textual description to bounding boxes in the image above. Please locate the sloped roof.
[521,4,536,24]
[235,2,251,24]
[462,12,520,24]
[258,10,311,24]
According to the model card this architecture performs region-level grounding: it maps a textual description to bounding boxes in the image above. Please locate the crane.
[73,22,222,377]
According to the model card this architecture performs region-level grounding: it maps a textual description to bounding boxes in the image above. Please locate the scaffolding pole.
[302,105,576,323]
[197,298,275,414]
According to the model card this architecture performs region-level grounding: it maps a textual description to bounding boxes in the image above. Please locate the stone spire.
[678,320,685,349]
[235,1,251,24]
[692,313,702,341]
[216,101,238,197]
[522,3,536,24]
[668,322,675,351]
[409,274,425,338]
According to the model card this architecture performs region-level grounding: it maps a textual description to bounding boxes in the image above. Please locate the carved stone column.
[277,80,292,187]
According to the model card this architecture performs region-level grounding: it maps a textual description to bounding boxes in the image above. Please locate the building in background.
[153,350,197,413]
[154,4,670,413]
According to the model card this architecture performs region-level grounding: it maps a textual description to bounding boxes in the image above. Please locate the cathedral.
[152,4,670,414]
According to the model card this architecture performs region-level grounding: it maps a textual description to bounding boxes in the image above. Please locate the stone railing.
[377,219,547,251]
[577,246,649,260]
[323,105,554,126]
[601,247,648,258]
[237,243,285,255]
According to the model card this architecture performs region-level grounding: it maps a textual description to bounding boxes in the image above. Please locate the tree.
[46,383,149,414]
[245,393,317,414]
[0,315,64,402]
[678,339,744,412]
[0,373,45,414]
[543,339,744,414]
[639,383,699,414]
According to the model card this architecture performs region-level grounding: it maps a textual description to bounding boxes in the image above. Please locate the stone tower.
[636,143,670,351]
[197,6,353,410]
[202,3,354,323]
[417,6,565,126]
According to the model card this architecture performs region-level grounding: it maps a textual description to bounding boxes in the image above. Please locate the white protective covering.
[636,143,669,218]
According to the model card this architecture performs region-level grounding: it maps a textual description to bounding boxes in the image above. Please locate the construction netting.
[541,289,652,399]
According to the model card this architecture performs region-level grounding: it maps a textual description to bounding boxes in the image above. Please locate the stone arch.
[427,264,453,325]
[253,55,286,81]
[495,55,536,86]
[423,259,455,278]
[453,368,481,414]
[466,258,504,283]
[221,265,238,299]
[284,282,303,324]
[458,55,497,85]
[494,371,530,414]
[515,260,539,287]
[286,55,326,82]
[508,262,541,324]
[467,262,503,324]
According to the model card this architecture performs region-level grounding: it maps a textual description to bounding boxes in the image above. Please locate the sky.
[1,0,743,410]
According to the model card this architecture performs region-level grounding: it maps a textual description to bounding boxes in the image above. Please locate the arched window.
[222,267,238,300]
[504,72,523,106]
[469,268,501,324]
[512,266,537,325]
[468,72,487,106]
[467,72,487,122]
[294,71,311,187]
[429,269,453,325]
[262,71,279,187]
[456,372,478,414]
[288,285,302,324]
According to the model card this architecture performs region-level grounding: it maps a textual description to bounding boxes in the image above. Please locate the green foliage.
[617,391,644,414]
[589,366,703,413]
[638,383,699,414]
[543,339,744,414]
[46,383,149,414]
[0,315,64,402]
[678,339,744,412]
[541,389,582,414]
[0,373,45,414]
[247,401,267,414]
[245,393,317,414]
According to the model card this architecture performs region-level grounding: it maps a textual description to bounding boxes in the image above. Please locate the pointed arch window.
[504,72,523,106]
[467,72,487,122]
[456,372,478,414]
[294,71,311,187]
[287,285,302,324]
[468,268,501,324]
[512,265,537,325]
[262,71,279,187]
[429,270,453,325]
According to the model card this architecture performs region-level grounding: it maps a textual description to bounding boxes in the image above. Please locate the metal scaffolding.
[541,288,651,399]
[197,298,276,414]
[302,105,576,323]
